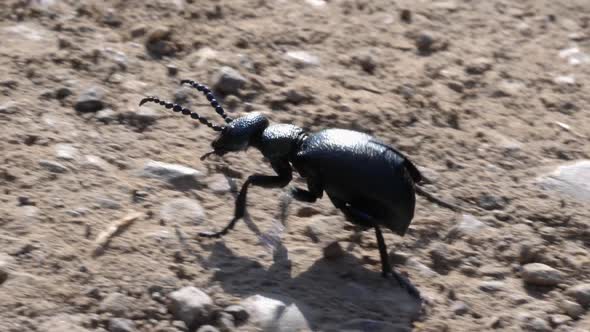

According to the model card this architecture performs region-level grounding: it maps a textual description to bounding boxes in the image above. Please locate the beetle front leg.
[199,161,292,238]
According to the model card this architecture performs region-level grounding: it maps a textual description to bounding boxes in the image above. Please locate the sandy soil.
[1,0,589,331]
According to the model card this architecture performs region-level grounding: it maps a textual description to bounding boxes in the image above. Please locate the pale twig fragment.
[92,211,143,257]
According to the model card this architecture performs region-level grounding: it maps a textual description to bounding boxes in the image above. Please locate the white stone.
[537,160,590,202]
[285,51,320,67]
[168,287,213,329]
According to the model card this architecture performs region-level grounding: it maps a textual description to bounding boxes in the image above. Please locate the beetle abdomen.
[296,129,416,235]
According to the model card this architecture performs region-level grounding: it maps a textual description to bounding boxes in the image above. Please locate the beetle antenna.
[180,80,233,123]
[139,96,225,132]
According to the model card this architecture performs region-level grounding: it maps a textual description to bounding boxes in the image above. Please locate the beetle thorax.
[255,124,306,160]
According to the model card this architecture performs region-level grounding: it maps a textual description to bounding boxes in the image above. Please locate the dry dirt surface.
[1,0,590,331]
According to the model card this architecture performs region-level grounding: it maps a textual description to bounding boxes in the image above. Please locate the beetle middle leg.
[199,161,292,238]
[288,175,323,203]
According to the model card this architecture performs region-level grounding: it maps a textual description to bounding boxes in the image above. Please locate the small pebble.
[477,193,506,210]
[96,197,122,210]
[196,326,219,332]
[39,160,68,173]
[216,312,235,331]
[208,174,231,194]
[447,214,490,240]
[82,155,111,171]
[0,255,11,285]
[560,299,584,319]
[99,292,134,317]
[285,50,320,68]
[145,26,177,58]
[75,87,105,113]
[211,66,247,95]
[55,144,79,161]
[108,318,135,332]
[167,64,178,76]
[415,31,447,55]
[478,281,506,293]
[522,317,551,332]
[160,198,205,225]
[140,160,206,190]
[0,101,18,114]
[95,109,117,123]
[521,263,562,286]
[224,304,249,325]
[553,75,576,86]
[565,283,590,307]
[400,9,412,23]
[451,301,470,315]
[465,58,493,75]
[549,314,572,327]
[168,287,213,329]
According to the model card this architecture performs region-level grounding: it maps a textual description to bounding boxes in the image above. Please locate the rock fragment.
[415,31,447,55]
[99,292,134,317]
[465,58,493,75]
[559,299,584,319]
[565,283,590,307]
[211,66,247,95]
[55,144,79,161]
[446,214,489,240]
[75,87,105,113]
[240,295,310,332]
[39,160,68,173]
[521,263,562,286]
[224,304,249,325]
[108,318,136,332]
[168,287,213,329]
[146,26,177,58]
[160,198,205,225]
[140,160,205,190]
[285,50,320,68]
[537,160,590,203]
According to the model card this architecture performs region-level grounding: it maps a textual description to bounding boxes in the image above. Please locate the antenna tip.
[139,97,150,106]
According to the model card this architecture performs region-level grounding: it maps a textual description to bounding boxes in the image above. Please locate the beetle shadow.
[205,239,422,330]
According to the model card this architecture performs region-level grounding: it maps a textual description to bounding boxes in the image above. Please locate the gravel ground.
[0,0,589,331]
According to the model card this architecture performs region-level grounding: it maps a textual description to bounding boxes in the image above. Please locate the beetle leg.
[290,187,318,203]
[373,226,420,298]
[336,204,421,299]
[199,161,292,238]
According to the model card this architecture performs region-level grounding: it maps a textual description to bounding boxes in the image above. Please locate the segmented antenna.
[139,97,225,132]
[180,80,233,123]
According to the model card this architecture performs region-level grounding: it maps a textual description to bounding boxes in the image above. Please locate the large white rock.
[240,295,310,332]
[537,160,590,202]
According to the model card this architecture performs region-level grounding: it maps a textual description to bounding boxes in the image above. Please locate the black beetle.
[140,80,462,298]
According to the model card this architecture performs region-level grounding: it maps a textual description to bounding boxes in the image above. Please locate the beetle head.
[204,112,269,160]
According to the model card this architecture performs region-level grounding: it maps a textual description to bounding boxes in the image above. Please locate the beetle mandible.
[140,80,462,298]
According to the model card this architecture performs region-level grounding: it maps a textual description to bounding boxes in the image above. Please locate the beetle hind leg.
[374,226,421,299]
[335,203,421,299]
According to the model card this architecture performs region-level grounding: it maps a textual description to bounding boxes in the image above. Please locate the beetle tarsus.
[374,226,420,299]
[383,270,422,299]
